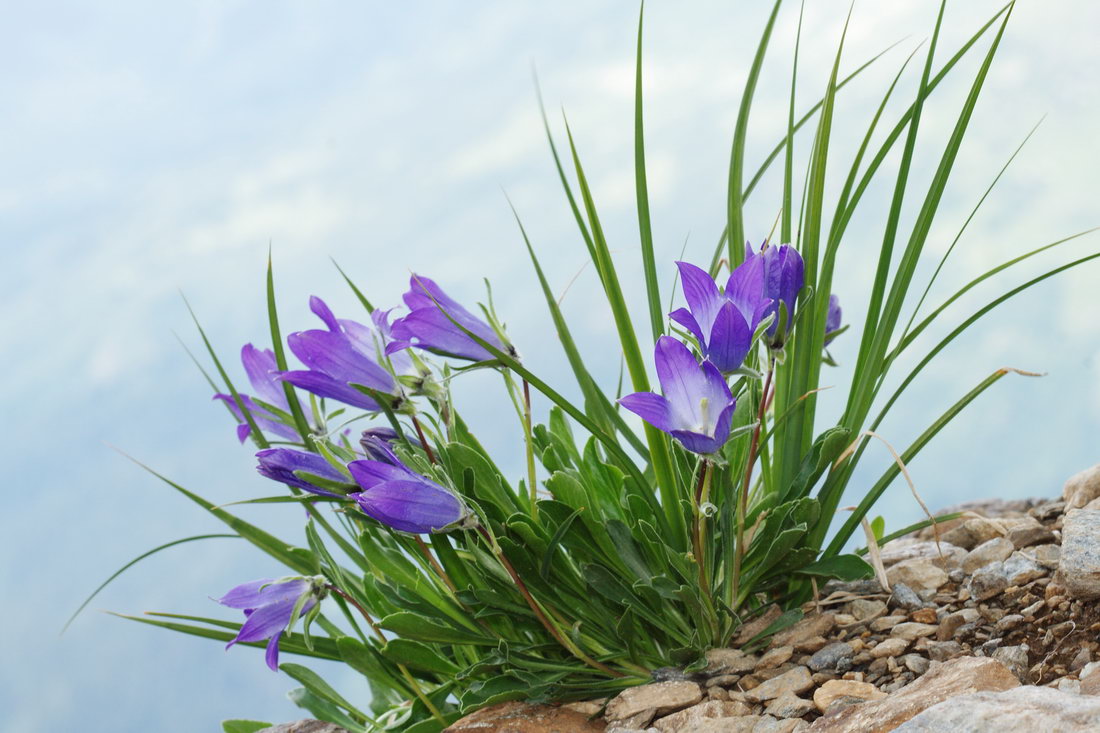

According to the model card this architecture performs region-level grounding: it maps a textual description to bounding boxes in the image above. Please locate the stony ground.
[445,462,1100,732]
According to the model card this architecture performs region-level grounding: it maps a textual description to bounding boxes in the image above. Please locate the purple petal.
[309,296,341,332]
[618,392,674,433]
[278,370,382,411]
[287,330,395,393]
[669,430,722,455]
[352,479,464,534]
[675,261,724,336]
[704,302,752,373]
[390,309,495,361]
[725,253,768,329]
[256,448,348,497]
[236,422,252,443]
[825,294,843,345]
[360,427,420,462]
[218,578,309,609]
[652,336,709,429]
[241,345,286,407]
[213,393,300,442]
[347,458,414,491]
[669,307,705,347]
[265,631,282,671]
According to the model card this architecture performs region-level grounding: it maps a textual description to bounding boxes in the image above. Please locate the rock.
[1001,551,1044,586]
[901,654,930,675]
[259,722,350,733]
[1007,521,1055,548]
[1081,669,1100,696]
[924,640,963,662]
[812,680,886,712]
[753,719,809,733]
[771,614,835,649]
[886,560,947,592]
[991,645,1029,683]
[706,648,758,675]
[961,537,1014,574]
[909,608,937,624]
[994,614,1024,634]
[734,606,783,645]
[756,646,794,670]
[889,583,925,611]
[651,700,752,732]
[893,685,1100,732]
[847,599,886,622]
[1058,509,1100,599]
[967,565,1008,601]
[745,667,813,703]
[1029,543,1060,569]
[869,615,907,632]
[807,656,1019,732]
[448,702,607,732]
[807,642,855,673]
[1063,463,1100,509]
[765,691,816,719]
[889,623,937,641]
[879,539,965,569]
[605,681,702,721]
[678,717,763,733]
[870,638,909,658]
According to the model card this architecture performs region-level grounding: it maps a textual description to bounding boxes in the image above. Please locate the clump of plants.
[72,2,1099,731]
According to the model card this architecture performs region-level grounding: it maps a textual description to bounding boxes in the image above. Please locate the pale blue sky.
[3,2,1098,731]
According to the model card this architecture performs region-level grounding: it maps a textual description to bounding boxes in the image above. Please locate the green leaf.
[379,612,496,646]
[286,687,368,733]
[634,1,663,343]
[381,639,460,676]
[795,554,873,581]
[221,722,272,733]
[266,252,312,441]
[281,663,370,722]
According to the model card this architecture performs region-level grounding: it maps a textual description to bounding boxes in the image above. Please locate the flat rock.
[991,645,1029,683]
[1007,521,1054,548]
[961,537,1014,574]
[734,606,783,645]
[765,691,815,719]
[886,560,947,592]
[807,642,855,673]
[771,614,835,649]
[807,656,1019,732]
[893,685,1100,732]
[1063,463,1100,509]
[870,638,909,658]
[259,722,349,733]
[1058,509,1100,599]
[812,680,886,712]
[679,716,763,733]
[846,599,886,622]
[706,648,758,675]
[605,681,702,721]
[745,666,813,703]
[878,539,965,569]
[651,700,752,732]
[967,564,1008,601]
[1001,551,1044,586]
[889,623,937,641]
[1028,543,1060,569]
[447,702,606,732]
[756,646,794,670]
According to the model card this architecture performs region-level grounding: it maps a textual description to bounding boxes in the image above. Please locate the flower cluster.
[621,243,842,456]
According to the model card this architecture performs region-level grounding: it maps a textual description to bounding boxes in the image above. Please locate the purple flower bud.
[825,294,843,346]
[214,344,306,443]
[618,336,737,455]
[279,297,400,411]
[255,448,351,497]
[217,576,323,671]
[742,242,804,345]
[359,427,420,463]
[387,275,509,362]
[669,261,768,373]
[347,440,466,534]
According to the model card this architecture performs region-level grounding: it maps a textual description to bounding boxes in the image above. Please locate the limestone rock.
[259,722,349,733]
[734,606,783,645]
[605,681,701,721]
[807,642,855,673]
[967,564,1008,601]
[886,560,947,592]
[651,700,752,732]
[765,691,815,719]
[1028,543,1060,569]
[447,702,606,732]
[889,623,936,641]
[812,680,886,712]
[1007,521,1054,548]
[744,666,813,703]
[1001,551,1044,586]
[991,645,1029,683]
[893,685,1100,732]
[807,656,1019,732]
[771,614,836,650]
[846,599,886,622]
[756,646,794,670]
[1063,463,1100,509]
[1058,509,1100,599]
[878,540,965,569]
[706,648,758,675]
[961,537,1014,574]
[870,638,909,658]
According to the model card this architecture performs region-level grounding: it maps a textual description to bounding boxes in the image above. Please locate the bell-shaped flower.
[348,438,466,533]
[618,336,737,455]
[387,275,510,362]
[217,576,325,671]
[359,427,421,463]
[255,448,353,498]
[214,344,306,443]
[669,261,769,373]
[824,294,843,346]
[744,242,805,345]
[279,297,400,411]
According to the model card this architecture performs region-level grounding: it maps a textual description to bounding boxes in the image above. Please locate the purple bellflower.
[214,344,306,443]
[348,438,466,533]
[217,576,325,671]
[745,242,805,346]
[824,294,843,346]
[280,297,401,412]
[256,448,352,497]
[387,275,509,362]
[670,261,772,373]
[359,427,421,463]
[618,336,737,455]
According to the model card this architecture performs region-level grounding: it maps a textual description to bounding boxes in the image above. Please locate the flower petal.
[241,345,286,407]
[653,336,708,430]
[256,448,348,497]
[675,261,724,336]
[390,309,495,361]
[618,392,674,433]
[264,630,283,671]
[278,370,381,411]
[704,301,752,373]
[353,479,464,534]
[309,296,341,332]
[218,578,309,609]
[669,429,722,455]
[669,307,705,347]
[287,330,395,393]
[347,458,414,491]
[726,253,768,328]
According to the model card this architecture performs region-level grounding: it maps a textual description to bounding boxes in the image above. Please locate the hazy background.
[3,2,1097,730]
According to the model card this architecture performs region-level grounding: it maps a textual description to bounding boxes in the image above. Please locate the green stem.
[522,378,538,518]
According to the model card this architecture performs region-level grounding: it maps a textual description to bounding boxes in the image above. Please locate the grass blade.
[634,1,664,343]
[267,252,313,442]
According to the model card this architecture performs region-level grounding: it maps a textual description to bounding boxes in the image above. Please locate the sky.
[2,2,1098,731]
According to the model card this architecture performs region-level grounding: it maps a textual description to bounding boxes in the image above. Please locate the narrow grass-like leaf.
[331,258,375,313]
[267,252,313,442]
[634,2,663,343]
